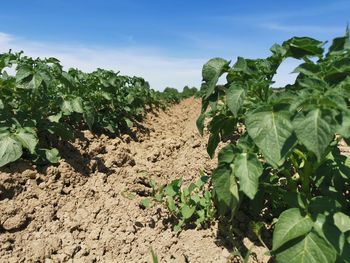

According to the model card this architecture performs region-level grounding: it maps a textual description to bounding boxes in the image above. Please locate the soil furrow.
[0,98,236,263]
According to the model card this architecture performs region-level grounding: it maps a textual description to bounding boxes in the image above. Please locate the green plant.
[0,51,180,167]
[150,248,159,263]
[197,31,350,262]
[144,174,215,232]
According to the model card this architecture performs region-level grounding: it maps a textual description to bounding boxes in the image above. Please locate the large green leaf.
[273,208,313,251]
[202,58,229,98]
[13,129,38,154]
[61,97,84,115]
[0,135,23,167]
[283,37,324,59]
[233,153,263,199]
[275,230,337,263]
[226,83,246,116]
[294,109,334,160]
[212,165,239,215]
[313,213,345,255]
[246,109,294,167]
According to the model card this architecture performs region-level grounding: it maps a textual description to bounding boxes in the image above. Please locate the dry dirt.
[0,98,270,263]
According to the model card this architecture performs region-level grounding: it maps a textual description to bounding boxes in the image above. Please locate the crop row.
[198,32,350,262]
[0,52,195,167]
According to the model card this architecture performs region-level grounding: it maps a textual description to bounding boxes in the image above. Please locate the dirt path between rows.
[1,98,267,263]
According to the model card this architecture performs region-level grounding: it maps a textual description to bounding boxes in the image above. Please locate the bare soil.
[0,98,270,263]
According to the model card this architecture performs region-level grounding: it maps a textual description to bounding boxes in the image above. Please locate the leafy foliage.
[0,51,188,166]
[198,31,350,262]
[145,174,215,232]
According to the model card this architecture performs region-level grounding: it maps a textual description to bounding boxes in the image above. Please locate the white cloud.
[0,32,298,90]
[0,32,205,91]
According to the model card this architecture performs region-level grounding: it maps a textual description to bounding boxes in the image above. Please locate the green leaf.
[293,62,321,78]
[29,73,43,90]
[275,230,337,263]
[328,35,349,55]
[83,107,95,129]
[309,196,341,215]
[294,109,334,160]
[246,108,294,167]
[313,213,344,255]
[207,133,220,159]
[0,135,22,167]
[61,97,84,115]
[226,83,246,116]
[164,179,182,197]
[334,212,350,233]
[45,148,60,163]
[181,205,195,219]
[150,248,159,263]
[284,192,307,209]
[13,129,38,154]
[283,37,324,59]
[196,113,206,136]
[232,57,253,75]
[218,144,238,164]
[338,110,350,138]
[124,118,133,128]
[0,99,4,110]
[212,165,239,215]
[48,112,62,123]
[167,196,177,212]
[325,58,350,84]
[233,153,263,199]
[270,43,287,57]
[140,198,151,208]
[154,193,163,202]
[15,66,32,82]
[273,208,313,251]
[126,93,134,104]
[202,58,230,98]
[195,176,209,188]
[101,91,112,100]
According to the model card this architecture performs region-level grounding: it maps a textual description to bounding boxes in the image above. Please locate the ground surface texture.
[1,98,271,263]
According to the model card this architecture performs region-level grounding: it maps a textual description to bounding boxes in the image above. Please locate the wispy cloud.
[260,23,345,35]
[0,32,206,91]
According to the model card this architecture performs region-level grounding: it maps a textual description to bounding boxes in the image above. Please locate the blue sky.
[0,0,349,90]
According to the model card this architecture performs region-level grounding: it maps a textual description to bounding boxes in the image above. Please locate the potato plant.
[0,52,189,167]
[197,31,350,262]
[143,175,215,232]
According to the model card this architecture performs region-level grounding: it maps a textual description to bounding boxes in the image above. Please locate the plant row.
[0,51,195,167]
[197,32,350,262]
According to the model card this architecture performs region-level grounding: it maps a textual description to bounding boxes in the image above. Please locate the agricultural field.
[0,18,350,263]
